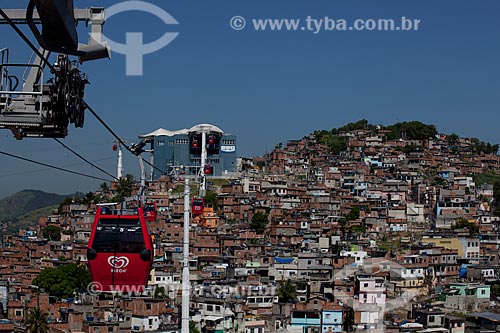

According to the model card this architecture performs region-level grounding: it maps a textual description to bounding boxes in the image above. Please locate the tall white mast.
[181,178,191,333]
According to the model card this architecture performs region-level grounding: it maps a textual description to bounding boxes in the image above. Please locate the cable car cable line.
[53,138,118,181]
[85,102,168,176]
[0,150,113,182]
[84,102,168,176]
[0,8,64,81]
[0,156,116,178]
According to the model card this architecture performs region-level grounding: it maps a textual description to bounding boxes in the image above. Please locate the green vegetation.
[471,138,499,155]
[278,279,297,303]
[493,181,500,217]
[447,133,460,146]
[349,225,366,234]
[204,190,219,210]
[32,264,91,299]
[209,178,235,186]
[0,190,67,220]
[473,172,500,186]
[432,176,447,187]
[42,225,61,241]
[250,212,269,234]
[385,121,437,140]
[333,119,376,133]
[346,206,360,221]
[314,130,348,154]
[154,286,167,299]
[113,174,135,202]
[190,321,201,333]
[491,285,500,297]
[452,217,479,235]
[26,307,49,333]
[402,144,422,154]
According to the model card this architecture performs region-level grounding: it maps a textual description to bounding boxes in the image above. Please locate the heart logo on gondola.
[108,256,130,269]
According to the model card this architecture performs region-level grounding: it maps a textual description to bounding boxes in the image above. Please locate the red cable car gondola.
[87,206,153,292]
[144,201,157,222]
[208,135,215,145]
[192,197,204,216]
[191,139,199,149]
[203,165,213,175]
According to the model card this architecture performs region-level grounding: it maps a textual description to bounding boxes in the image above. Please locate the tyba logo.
[90,0,179,76]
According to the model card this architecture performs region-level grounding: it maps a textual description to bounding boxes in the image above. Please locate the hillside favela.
[1,120,500,333]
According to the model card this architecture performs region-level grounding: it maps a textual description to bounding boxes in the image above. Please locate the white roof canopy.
[140,123,223,139]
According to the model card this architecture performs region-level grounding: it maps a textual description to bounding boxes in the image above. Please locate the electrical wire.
[0,150,113,182]
[53,138,118,180]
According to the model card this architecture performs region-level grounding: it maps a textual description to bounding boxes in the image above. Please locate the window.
[175,139,189,144]
[157,140,164,146]
[149,319,153,325]
[91,218,145,253]
[481,289,486,295]
[429,316,435,322]
[15,310,22,316]
[364,283,369,287]
[325,314,331,319]
[146,303,152,310]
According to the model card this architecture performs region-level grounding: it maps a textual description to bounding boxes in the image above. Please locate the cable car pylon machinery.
[0,2,110,139]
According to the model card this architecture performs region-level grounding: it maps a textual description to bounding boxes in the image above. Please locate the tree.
[204,190,219,210]
[100,182,109,192]
[447,133,460,146]
[492,285,500,297]
[349,225,366,234]
[494,181,500,205]
[154,286,166,299]
[346,206,360,221]
[278,279,297,303]
[26,307,49,333]
[32,264,91,299]
[42,225,61,241]
[114,174,134,202]
[189,321,201,333]
[452,217,479,235]
[82,191,100,205]
[250,212,268,234]
[58,197,73,214]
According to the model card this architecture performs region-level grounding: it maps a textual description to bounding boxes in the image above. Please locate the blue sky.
[0,0,499,198]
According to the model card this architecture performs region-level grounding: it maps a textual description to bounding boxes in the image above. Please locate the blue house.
[322,309,343,332]
[291,310,321,332]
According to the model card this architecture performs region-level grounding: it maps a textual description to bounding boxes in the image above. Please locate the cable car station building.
[140,124,237,180]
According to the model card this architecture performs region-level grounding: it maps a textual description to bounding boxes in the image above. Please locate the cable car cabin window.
[92,218,146,253]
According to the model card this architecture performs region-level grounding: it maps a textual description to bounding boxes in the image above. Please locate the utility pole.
[181,178,190,333]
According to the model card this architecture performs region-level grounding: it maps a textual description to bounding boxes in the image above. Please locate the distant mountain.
[0,190,68,234]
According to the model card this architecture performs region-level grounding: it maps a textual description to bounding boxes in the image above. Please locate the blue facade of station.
[151,133,237,180]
